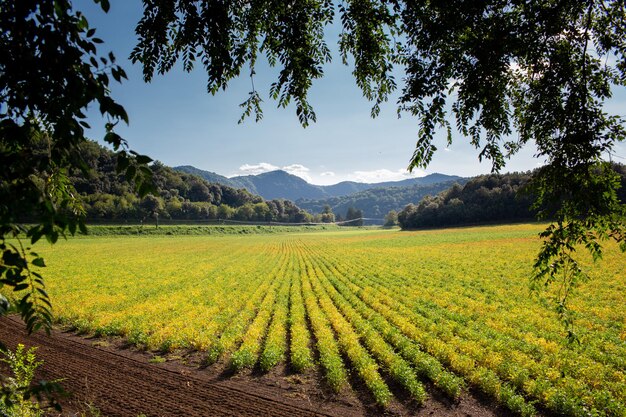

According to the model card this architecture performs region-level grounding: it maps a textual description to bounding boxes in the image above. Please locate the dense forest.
[398,165,626,229]
[72,141,313,223]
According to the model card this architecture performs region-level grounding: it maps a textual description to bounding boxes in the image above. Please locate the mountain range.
[174,165,464,202]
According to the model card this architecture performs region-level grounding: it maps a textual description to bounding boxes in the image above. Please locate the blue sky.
[77,1,625,185]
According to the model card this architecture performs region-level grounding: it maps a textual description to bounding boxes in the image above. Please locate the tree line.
[70,142,372,226]
[398,165,626,230]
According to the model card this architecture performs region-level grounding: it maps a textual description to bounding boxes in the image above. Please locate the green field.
[32,224,626,416]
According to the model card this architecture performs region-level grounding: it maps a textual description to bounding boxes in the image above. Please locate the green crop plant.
[302,252,392,407]
[287,254,314,372]
[258,253,292,372]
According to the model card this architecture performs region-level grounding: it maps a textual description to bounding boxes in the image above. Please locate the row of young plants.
[301,245,429,405]
[154,240,285,352]
[353,243,625,376]
[204,240,460,409]
[287,249,315,373]
[205,243,289,364]
[308,235,625,416]
[229,251,293,370]
[298,245,393,406]
[301,242,534,415]
[54,237,280,351]
[294,242,348,392]
[299,243,465,399]
[209,239,532,413]
[356,255,621,415]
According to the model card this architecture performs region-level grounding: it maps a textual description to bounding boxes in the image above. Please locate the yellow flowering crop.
[30,224,624,416]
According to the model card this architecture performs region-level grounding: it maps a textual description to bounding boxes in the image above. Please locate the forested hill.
[398,165,626,229]
[174,165,463,201]
[72,142,312,223]
[170,165,243,189]
[296,180,466,219]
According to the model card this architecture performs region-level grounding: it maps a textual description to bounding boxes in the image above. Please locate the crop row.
[306,235,625,416]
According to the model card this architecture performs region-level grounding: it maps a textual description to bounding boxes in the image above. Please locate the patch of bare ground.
[0,316,515,416]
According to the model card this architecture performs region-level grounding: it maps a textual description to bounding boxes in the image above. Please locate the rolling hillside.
[174,165,464,202]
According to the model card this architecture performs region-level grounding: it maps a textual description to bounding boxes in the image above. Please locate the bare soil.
[0,316,513,417]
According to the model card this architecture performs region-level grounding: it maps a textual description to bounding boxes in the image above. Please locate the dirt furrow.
[0,316,345,417]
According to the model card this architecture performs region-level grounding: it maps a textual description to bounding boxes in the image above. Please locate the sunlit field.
[36,224,625,416]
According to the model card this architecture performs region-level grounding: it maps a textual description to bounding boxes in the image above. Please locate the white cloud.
[237,162,279,175]
[349,168,427,183]
[234,162,314,182]
[282,164,312,182]
[282,164,310,173]
[233,163,430,185]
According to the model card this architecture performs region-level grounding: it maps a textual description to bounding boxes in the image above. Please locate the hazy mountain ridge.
[296,180,468,218]
[174,165,464,202]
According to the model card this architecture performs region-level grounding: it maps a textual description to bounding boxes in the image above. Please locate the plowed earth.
[0,316,508,417]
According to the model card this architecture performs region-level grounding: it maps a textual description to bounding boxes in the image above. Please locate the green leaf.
[36,288,49,299]
[138,181,156,198]
[136,155,153,164]
[104,131,123,148]
[116,153,129,173]
[68,221,77,236]
[99,0,110,13]
[31,258,46,268]
[125,165,137,182]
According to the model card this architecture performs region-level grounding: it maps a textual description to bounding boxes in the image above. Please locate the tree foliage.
[398,172,537,228]
[132,0,626,335]
[345,207,364,226]
[383,210,398,227]
[0,0,153,334]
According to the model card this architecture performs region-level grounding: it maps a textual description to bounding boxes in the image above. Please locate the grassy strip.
[79,224,339,236]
